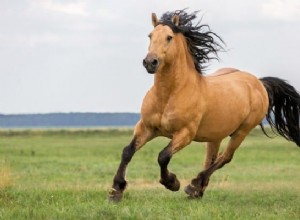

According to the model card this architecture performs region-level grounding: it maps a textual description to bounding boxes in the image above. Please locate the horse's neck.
[153,45,199,102]
[153,61,198,103]
[154,65,182,92]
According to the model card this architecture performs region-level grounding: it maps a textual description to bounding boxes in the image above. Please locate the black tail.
[260,77,300,147]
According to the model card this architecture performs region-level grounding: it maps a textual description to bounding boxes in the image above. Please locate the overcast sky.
[0,0,300,114]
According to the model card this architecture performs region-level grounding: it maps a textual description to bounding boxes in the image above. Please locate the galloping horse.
[109,10,300,202]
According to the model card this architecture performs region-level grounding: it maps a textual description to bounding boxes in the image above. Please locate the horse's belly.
[194,110,248,142]
[194,125,237,142]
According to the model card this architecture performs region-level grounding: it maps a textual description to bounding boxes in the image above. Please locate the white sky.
[0,0,300,114]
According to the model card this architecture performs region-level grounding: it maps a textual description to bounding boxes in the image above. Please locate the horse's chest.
[143,110,182,136]
[141,92,189,136]
[160,112,175,131]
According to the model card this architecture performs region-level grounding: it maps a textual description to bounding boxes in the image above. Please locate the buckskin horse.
[109,9,300,202]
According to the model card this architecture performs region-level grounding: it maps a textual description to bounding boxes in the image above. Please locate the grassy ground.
[0,128,300,219]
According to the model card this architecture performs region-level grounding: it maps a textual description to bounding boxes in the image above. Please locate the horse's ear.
[152,13,158,27]
[172,15,180,26]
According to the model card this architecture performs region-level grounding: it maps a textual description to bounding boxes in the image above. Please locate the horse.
[109,9,300,202]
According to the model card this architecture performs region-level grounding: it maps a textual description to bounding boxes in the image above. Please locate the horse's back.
[207,68,266,94]
[208,67,239,76]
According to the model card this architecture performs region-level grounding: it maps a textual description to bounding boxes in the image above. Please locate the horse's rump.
[195,70,268,141]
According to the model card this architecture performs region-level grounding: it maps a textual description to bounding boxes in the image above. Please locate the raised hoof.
[159,175,180,191]
[184,184,203,199]
[108,188,123,203]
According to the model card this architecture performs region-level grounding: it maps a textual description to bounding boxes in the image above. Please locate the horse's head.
[143,13,180,74]
[143,10,225,74]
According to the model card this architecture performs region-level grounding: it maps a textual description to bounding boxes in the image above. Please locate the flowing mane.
[158,9,225,74]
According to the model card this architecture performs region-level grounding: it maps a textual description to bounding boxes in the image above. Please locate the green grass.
[0,128,300,219]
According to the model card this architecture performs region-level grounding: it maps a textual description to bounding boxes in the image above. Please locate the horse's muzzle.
[143,54,159,74]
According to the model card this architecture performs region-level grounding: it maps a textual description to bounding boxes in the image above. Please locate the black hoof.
[108,188,123,203]
[184,184,203,199]
[159,173,180,191]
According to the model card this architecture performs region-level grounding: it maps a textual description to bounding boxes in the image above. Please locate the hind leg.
[203,141,221,169]
[185,131,248,198]
[158,129,193,191]
[189,141,221,194]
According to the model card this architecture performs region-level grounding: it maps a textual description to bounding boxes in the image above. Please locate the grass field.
[0,128,300,219]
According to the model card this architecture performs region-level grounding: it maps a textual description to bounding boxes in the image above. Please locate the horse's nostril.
[151,59,158,66]
[143,59,147,67]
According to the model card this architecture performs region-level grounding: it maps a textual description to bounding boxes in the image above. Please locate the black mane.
[158,9,225,74]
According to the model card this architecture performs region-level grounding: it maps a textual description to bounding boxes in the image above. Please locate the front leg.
[109,138,137,201]
[158,143,180,191]
[158,129,193,192]
[109,121,154,202]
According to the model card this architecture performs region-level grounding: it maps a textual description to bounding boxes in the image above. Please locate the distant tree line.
[0,113,140,128]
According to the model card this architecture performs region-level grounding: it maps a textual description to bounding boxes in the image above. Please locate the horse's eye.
[148,34,152,39]
[167,35,173,42]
